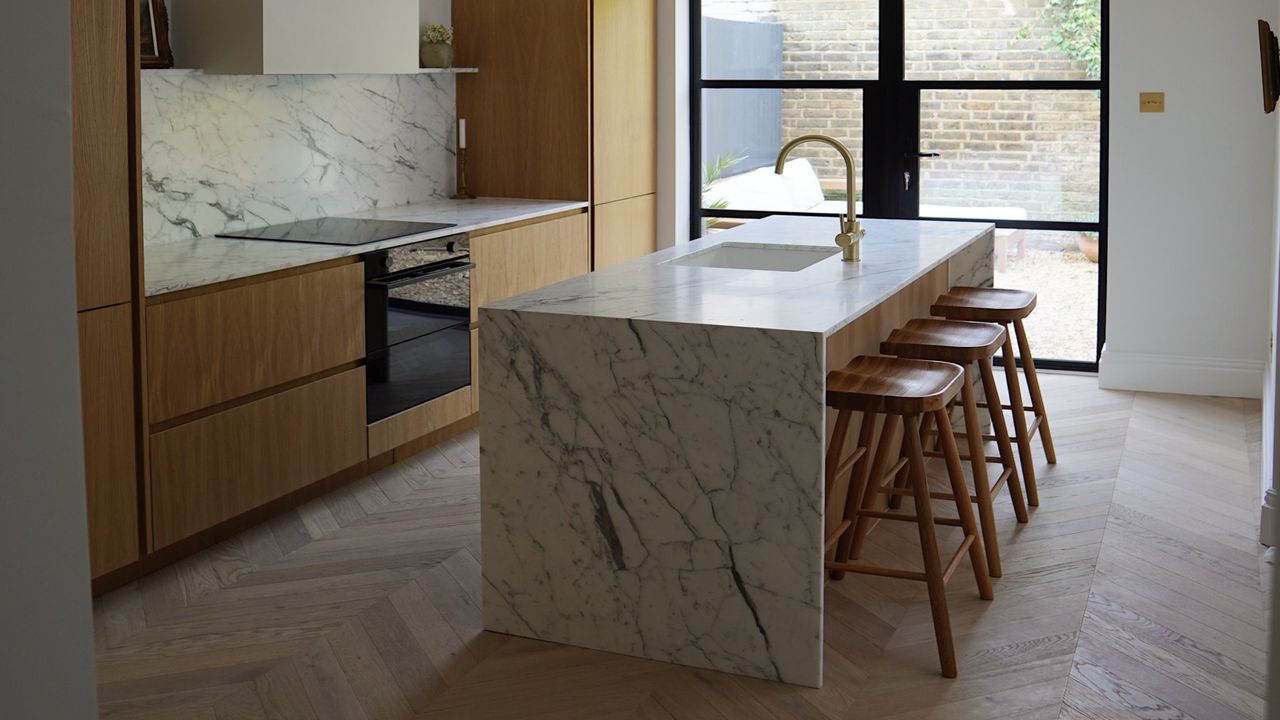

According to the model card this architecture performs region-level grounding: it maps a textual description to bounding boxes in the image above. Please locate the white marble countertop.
[144,197,588,296]
[486,215,994,337]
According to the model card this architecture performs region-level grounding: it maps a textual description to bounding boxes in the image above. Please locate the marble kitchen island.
[478,215,994,687]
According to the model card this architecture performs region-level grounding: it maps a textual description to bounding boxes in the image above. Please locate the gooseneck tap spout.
[774,134,865,262]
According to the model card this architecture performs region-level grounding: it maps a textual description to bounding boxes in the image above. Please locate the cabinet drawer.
[150,368,367,548]
[147,263,364,423]
[368,386,474,458]
[470,213,591,322]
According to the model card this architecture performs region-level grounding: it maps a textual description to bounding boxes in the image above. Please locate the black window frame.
[690,0,1110,371]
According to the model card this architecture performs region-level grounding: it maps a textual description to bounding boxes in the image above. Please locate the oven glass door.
[366,259,473,423]
[365,325,470,423]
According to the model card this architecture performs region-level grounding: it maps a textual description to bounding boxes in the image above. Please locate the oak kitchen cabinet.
[138,210,587,559]
[144,262,367,548]
[150,369,368,548]
[71,0,133,312]
[79,305,140,577]
[146,263,365,424]
[456,0,658,270]
[73,0,144,582]
[470,213,593,319]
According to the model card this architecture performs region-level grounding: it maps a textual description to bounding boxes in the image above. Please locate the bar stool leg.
[1001,329,1040,507]
[841,413,898,563]
[1014,318,1057,465]
[902,414,958,678]
[958,363,1001,577]
[830,410,876,580]
[979,357,1028,524]
[931,410,994,602]
[889,411,931,511]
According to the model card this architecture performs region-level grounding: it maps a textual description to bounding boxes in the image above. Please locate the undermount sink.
[664,242,840,272]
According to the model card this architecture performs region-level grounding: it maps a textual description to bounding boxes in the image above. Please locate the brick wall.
[703,0,1101,220]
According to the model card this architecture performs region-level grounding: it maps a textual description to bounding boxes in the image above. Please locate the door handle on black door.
[906,152,941,158]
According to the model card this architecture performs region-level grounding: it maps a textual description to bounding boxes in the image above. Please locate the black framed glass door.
[692,0,1107,369]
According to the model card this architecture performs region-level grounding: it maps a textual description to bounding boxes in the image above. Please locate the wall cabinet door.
[592,0,657,205]
[147,263,365,423]
[455,0,591,200]
[150,368,367,548]
[470,214,592,320]
[71,0,132,311]
[79,304,139,577]
[593,194,657,270]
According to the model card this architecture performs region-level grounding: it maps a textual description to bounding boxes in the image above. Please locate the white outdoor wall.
[657,0,691,248]
[0,1,100,718]
[1101,0,1277,398]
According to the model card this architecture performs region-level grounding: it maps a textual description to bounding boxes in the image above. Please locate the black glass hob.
[216,217,456,246]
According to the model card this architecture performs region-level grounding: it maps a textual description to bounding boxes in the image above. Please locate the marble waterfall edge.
[479,309,828,686]
[141,70,456,244]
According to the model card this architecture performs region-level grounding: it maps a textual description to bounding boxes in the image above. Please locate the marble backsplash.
[141,70,455,244]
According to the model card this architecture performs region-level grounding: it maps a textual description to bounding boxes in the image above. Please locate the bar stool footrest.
[856,509,964,527]
[825,560,927,582]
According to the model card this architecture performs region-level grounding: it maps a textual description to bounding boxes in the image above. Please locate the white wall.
[1265,91,1280,547]
[0,2,100,718]
[657,0,691,248]
[1101,0,1277,398]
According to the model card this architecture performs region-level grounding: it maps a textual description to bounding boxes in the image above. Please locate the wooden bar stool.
[931,287,1056,507]
[880,319,1028,578]
[824,356,993,678]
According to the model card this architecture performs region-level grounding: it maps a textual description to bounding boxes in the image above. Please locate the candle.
[459,118,467,150]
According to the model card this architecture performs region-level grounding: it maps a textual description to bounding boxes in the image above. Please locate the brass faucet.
[774,135,865,262]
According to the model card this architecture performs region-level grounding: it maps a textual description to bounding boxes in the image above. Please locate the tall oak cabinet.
[71,0,145,579]
[454,0,658,269]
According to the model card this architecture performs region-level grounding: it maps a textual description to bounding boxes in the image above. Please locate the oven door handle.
[368,260,474,290]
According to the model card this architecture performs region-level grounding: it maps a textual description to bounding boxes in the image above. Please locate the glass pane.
[918,89,1100,222]
[701,0,878,80]
[995,230,1098,362]
[701,88,864,217]
[905,0,1101,81]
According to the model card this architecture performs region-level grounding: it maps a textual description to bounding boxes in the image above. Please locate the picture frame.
[140,0,174,69]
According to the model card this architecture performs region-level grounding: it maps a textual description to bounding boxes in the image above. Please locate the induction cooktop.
[216,218,457,246]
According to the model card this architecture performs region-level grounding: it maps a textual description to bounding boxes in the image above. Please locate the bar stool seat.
[824,355,992,678]
[931,287,1037,322]
[880,318,1004,364]
[881,318,1028,578]
[930,286,1057,509]
[826,355,962,414]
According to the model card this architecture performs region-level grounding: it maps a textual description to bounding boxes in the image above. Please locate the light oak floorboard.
[93,376,1269,719]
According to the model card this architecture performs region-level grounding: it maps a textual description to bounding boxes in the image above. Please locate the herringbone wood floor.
[94,374,1272,719]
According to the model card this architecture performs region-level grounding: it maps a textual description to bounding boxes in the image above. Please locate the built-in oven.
[364,234,472,424]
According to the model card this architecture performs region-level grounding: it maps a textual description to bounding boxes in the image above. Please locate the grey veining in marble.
[948,233,997,290]
[142,69,456,245]
[488,216,997,336]
[143,198,587,296]
[480,216,995,687]
[480,312,826,685]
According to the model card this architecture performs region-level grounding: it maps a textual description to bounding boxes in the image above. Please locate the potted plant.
[1062,214,1100,262]
[420,24,453,69]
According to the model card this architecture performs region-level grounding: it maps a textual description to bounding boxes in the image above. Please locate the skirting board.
[1098,346,1264,399]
